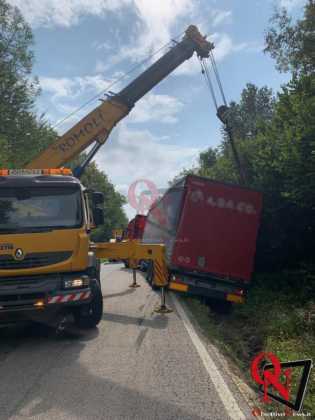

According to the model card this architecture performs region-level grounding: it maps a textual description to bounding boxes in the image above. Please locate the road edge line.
[171,293,247,420]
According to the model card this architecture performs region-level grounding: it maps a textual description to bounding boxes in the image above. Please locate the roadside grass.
[184,270,315,417]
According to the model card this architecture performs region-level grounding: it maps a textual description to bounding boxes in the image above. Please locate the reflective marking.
[169,282,188,292]
[48,296,59,304]
[82,291,91,300]
[154,262,163,279]
[61,294,74,303]
[171,294,246,420]
[48,291,91,304]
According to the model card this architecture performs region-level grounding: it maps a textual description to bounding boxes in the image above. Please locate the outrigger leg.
[155,287,173,313]
[129,268,141,288]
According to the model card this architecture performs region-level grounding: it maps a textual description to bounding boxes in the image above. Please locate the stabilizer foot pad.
[154,305,173,314]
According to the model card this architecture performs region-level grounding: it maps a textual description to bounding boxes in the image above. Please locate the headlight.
[63,276,90,289]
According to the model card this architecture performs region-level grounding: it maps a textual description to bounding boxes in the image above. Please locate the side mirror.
[92,191,104,206]
[93,207,104,227]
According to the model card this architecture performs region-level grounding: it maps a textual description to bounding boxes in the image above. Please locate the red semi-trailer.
[126,214,147,240]
[123,214,147,268]
[142,175,262,305]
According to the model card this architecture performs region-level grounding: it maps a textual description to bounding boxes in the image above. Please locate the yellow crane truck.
[0,26,213,329]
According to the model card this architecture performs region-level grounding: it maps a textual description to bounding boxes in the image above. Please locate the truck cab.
[0,169,104,328]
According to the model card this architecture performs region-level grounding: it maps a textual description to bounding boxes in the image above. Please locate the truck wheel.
[73,283,103,329]
[124,260,130,269]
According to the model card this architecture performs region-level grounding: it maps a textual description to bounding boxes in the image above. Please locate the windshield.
[0,187,83,232]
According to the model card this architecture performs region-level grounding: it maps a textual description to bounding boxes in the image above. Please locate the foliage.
[81,162,128,242]
[222,83,275,144]
[199,147,217,174]
[190,76,315,270]
[264,0,315,76]
[0,0,55,166]
[185,270,315,416]
[169,166,197,186]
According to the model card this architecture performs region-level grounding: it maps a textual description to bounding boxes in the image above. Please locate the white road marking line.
[171,294,247,420]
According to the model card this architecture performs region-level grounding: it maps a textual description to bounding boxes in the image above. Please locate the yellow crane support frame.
[91,240,168,287]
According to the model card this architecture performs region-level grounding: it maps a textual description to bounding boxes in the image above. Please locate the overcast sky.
[8,0,306,219]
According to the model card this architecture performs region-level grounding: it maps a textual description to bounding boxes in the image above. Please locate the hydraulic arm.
[27,26,213,172]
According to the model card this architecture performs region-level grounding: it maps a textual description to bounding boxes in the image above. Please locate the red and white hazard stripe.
[47,291,91,305]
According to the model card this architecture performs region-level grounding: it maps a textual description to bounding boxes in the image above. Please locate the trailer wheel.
[206,298,233,315]
[73,283,103,329]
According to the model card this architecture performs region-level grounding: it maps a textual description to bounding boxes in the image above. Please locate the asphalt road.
[0,263,255,420]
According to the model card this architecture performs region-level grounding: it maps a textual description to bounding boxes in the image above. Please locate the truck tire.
[124,260,130,269]
[73,282,103,329]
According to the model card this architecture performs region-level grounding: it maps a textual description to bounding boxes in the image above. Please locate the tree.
[197,84,276,184]
[0,0,56,167]
[169,2,315,272]
[170,74,315,269]
[236,75,315,268]
[168,167,197,186]
[81,162,128,242]
[0,0,34,77]
[265,0,315,76]
[223,84,275,144]
[199,148,217,174]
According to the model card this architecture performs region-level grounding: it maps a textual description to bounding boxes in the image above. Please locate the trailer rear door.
[171,176,262,283]
[142,183,185,264]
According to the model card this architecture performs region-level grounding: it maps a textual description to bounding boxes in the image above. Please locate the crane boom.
[27,25,213,170]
